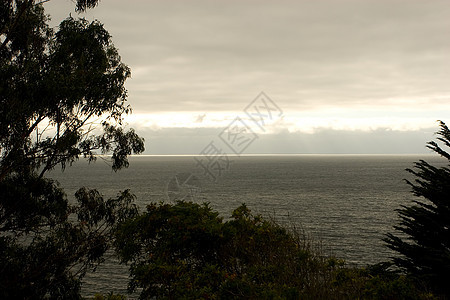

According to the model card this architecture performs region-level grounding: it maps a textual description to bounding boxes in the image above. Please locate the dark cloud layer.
[46,0,450,112]
[45,0,450,153]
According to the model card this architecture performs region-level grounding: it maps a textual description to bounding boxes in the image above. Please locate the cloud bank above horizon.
[45,0,450,154]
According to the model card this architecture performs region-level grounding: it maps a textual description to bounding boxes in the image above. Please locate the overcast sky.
[45,0,450,154]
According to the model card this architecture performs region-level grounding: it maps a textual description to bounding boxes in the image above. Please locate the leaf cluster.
[0,177,138,298]
[1,1,144,180]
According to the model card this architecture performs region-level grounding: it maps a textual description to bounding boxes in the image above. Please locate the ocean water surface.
[47,154,446,297]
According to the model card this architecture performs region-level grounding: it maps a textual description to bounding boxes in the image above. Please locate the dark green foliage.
[1,1,143,298]
[116,201,433,300]
[115,201,317,299]
[331,262,433,300]
[93,292,128,300]
[385,121,450,297]
[0,1,145,178]
[0,185,138,299]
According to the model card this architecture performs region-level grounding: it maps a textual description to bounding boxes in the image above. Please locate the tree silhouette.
[385,121,450,296]
[0,1,143,298]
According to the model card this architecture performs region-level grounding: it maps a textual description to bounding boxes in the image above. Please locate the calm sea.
[47,154,446,297]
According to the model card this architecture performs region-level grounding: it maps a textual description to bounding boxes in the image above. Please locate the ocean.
[47,154,446,297]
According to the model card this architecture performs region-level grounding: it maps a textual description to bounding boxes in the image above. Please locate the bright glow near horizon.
[124,103,448,134]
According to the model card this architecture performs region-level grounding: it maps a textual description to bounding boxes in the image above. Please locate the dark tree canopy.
[385,121,450,296]
[115,202,322,299]
[0,0,144,298]
[0,0,144,177]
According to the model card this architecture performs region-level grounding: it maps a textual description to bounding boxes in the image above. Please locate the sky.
[45,0,450,154]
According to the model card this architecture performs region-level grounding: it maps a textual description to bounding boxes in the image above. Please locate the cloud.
[43,1,450,153]
[45,0,450,114]
[134,126,436,155]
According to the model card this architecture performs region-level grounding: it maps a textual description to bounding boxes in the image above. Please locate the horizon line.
[125,153,435,157]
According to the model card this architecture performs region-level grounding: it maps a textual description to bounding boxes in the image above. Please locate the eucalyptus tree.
[0,1,144,298]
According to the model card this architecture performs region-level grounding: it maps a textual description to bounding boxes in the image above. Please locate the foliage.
[1,1,144,177]
[0,184,138,299]
[0,0,143,298]
[93,291,127,300]
[385,121,450,297]
[331,262,434,300]
[115,201,433,299]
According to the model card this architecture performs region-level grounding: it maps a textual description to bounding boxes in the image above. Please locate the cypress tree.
[385,121,450,296]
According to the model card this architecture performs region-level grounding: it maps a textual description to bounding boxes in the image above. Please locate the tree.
[115,201,338,299]
[385,121,450,296]
[0,0,144,298]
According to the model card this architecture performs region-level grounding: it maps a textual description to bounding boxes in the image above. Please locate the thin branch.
[35,0,51,5]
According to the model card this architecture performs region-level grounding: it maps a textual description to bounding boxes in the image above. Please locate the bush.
[115,201,434,299]
[115,202,337,299]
